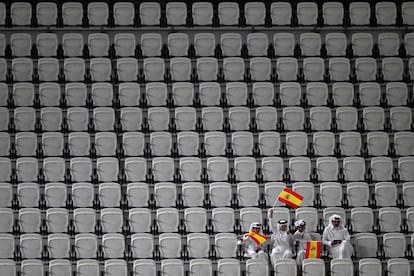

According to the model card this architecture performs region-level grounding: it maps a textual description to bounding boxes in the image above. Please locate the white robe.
[269,221,293,265]
[322,216,353,259]
[293,230,311,265]
[240,223,269,261]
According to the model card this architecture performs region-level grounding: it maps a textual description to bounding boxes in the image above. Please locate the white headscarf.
[249,222,263,234]
[327,214,344,229]
[277,219,288,232]
[294,219,306,228]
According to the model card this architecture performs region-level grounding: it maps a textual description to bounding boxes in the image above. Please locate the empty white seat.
[166,2,187,26]
[116,58,138,82]
[379,207,401,232]
[378,33,399,56]
[194,33,215,57]
[70,157,92,182]
[64,58,85,82]
[355,57,377,81]
[180,157,202,182]
[402,2,414,25]
[234,157,256,182]
[302,258,325,276]
[114,33,136,57]
[262,157,283,181]
[124,157,147,182]
[0,3,5,26]
[0,107,8,131]
[96,157,119,182]
[0,183,11,207]
[339,132,361,156]
[223,57,244,81]
[232,131,253,156]
[282,106,305,131]
[271,2,292,25]
[317,157,339,182]
[0,234,14,258]
[362,107,384,131]
[172,82,194,106]
[218,2,239,25]
[221,33,242,57]
[323,2,343,25]
[168,33,189,57]
[12,58,33,81]
[336,107,358,131]
[36,2,57,26]
[383,233,406,258]
[375,181,397,206]
[93,107,115,131]
[390,106,412,131]
[88,33,109,57]
[325,33,347,56]
[65,83,87,107]
[187,233,210,258]
[99,182,121,207]
[43,157,65,182]
[44,182,67,207]
[376,2,396,25]
[104,259,127,276]
[387,258,410,276]
[36,82,60,107]
[140,2,160,26]
[62,33,83,57]
[285,131,307,156]
[354,233,377,258]
[76,258,99,276]
[277,57,298,81]
[148,107,169,131]
[170,57,191,81]
[386,82,407,106]
[119,83,140,107]
[349,2,370,25]
[154,182,176,207]
[161,259,183,276]
[19,207,41,233]
[366,131,389,156]
[223,82,246,107]
[399,157,414,181]
[303,57,325,81]
[280,82,301,107]
[17,182,39,208]
[143,57,165,81]
[114,2,134,26]
[352,33,373,56]
[329,57,350,81]
[207,157,229,182]
[49,260,71,276]
[101,208,123,233]
[128,208,151,233]
[150,132,171,157]
[13,82,34,107]
[332,82,354,107]
[15,132,36,157]
[46,208,68,233]
[130,234,153,258]
[343,156,365,181]
[250,57,271,81]
[394,132,414,156]
[273,33,295,56]
[102,233,125,258]
[140,33,162,57]
[253,82,274,106]
[351,208,374,233]
[229,106,250,131]
[62,2,83,26]
[192,2,213,26]
[146,82,167,106]
[246,259,269,276]
[312,131,334,156]
[300,33,321,56]
[382,57,403,81]
[22,259,43,276]
[157,208,179,233]
[289,157,311,181]
[36,33,57,57]
[72,185,94,208]
[87,2,108,26]
[90,58,111,81]
[297,2,318,25]
[38,58,59,82]
[245,2,265,25]
[40,107,62,131]
[247,33,268,57]
[204,131,226,156]
[11,2,31,26]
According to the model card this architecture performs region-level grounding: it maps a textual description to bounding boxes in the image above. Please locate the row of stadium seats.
[0,230,413,260]
[1,205,414,234]
[2,32,414,58]
[1,82,412,108]
[0,258,408,276]
[1,130,413,158]
[1,155,413,184]
[3,56,414,83]
[1,106,412,134]
[1,1,414,27]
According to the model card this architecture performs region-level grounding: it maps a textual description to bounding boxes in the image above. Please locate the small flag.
[244,231,269,246]
[278,188,304,208]
[305,241,321,259]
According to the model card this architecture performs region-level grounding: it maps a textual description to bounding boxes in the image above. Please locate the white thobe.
[240,235,268,260]
[293,231,311,265]
[322,226,353,259]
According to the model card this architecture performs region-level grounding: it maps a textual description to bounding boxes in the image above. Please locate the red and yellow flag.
[305,241,321,259]
[278,188,304,208]
[244,231,269,246]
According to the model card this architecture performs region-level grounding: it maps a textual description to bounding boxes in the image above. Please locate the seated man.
[269,218,293,266]
[322,214,353,259]
[293,219,311,265]
[239,222,269,260]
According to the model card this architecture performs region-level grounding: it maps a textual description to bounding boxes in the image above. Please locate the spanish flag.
[244,232,269,246]
[278,188,304,208]
[305,241,321,259]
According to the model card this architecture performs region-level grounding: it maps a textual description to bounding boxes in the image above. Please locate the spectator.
[239,222,269,260]
[322,214,353,259]
[293,219,311,265]
[268,210,293,266]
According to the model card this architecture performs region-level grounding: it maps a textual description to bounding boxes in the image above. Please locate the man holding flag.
[293,220,312,265]
[268,213,294,266]
[239,222,269,260]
